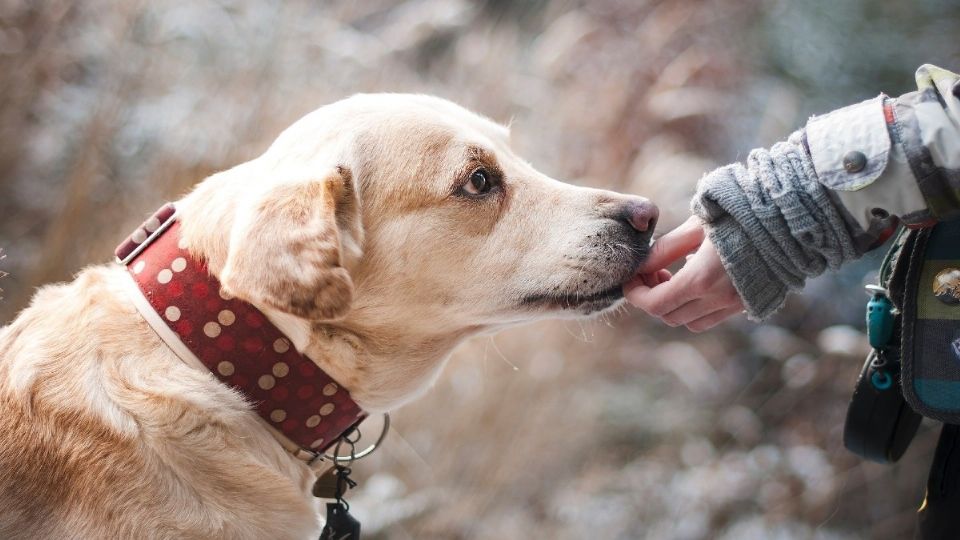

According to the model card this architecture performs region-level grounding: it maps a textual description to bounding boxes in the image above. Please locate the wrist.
[704,217,788,321]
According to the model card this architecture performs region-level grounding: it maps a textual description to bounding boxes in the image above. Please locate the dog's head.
[180,94,656,408]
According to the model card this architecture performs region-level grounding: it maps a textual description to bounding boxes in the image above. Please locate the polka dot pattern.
[218,309,236,326]
[164,306,181,322]
[123,217,364,453]
[258,374,276,390]
[203,322,222,338]
[114,203,176,263]
[144,216,161,233]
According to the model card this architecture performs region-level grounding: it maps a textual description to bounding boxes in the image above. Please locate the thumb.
[639,216,705,272]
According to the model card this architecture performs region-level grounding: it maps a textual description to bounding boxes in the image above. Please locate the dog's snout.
[620,198,659,234]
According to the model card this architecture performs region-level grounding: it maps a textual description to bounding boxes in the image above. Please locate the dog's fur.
[0,94,653,539]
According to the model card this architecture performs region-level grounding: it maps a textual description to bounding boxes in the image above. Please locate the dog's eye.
[464,168,493,196]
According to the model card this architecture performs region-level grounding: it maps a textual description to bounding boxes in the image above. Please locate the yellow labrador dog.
[0,94,656,539]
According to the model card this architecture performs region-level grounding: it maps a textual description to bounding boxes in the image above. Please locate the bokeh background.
[2,0,960,538]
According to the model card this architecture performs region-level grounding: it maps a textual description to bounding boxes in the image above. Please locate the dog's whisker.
[487,336,519,372]
[574,318,591,342]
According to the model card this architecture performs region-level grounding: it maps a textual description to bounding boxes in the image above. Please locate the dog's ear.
[219,167,363,321]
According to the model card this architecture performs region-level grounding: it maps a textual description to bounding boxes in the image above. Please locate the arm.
[627,64,960,326]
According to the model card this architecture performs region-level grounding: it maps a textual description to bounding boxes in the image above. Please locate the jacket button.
[843,151,867,173]
[934,268,960,305]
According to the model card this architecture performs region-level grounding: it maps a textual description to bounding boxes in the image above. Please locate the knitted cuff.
[691,128,862,321]
[705,215,789,321]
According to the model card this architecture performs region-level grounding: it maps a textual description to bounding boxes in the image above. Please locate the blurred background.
[2,0,960,538]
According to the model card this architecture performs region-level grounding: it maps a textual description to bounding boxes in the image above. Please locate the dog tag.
[320,502,361,540]
[312,468,340,499]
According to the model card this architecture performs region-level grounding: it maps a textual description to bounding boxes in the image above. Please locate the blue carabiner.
[865,286,895,349]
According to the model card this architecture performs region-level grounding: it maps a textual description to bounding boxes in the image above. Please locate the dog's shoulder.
[0,265,320,539]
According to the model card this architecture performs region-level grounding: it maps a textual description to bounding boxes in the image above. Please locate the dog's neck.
[265,312,471,413]
[118,208,370,460]
[174,190,475,413]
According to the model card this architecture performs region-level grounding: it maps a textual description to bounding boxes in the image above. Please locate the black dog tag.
[320,502,360,540]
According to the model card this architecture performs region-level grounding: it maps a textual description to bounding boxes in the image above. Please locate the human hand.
[624,216,744,332]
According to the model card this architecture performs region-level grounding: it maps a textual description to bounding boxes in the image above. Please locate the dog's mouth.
[517,231,651,315]
[519,283,625,313]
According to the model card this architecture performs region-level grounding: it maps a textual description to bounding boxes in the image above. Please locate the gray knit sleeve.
[691,130,865,320]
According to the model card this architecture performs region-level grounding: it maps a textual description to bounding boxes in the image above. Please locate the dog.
[0,94,657,539]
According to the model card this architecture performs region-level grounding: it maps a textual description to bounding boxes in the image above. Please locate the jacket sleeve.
[807,64,960,230]
[691,64,960,320]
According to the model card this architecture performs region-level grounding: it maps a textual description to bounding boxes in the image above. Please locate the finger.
[641,273,662,287]
[624,274,696,316]
[623,267,671,294]
[685,305,744,333]
[639,216,705,272]
[661,298,717,327]
[644,269,673,287]
[623,281,651,303]
[624,274,648,293]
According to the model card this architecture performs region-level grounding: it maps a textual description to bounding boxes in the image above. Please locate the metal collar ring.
[323,413,390,463]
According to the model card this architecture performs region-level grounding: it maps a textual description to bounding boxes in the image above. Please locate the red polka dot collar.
[115,204,365,462]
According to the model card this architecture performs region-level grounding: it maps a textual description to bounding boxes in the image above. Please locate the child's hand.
[624,216,744,332]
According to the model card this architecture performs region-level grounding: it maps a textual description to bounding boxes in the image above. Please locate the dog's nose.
[621,198,659,233]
